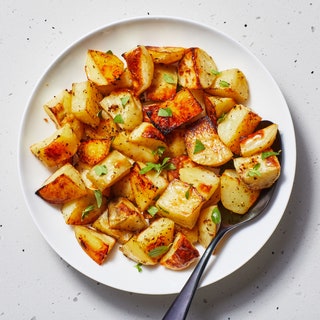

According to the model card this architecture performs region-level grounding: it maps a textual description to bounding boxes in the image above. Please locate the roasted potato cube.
[165,129,187,158]
[85,49,124,86]
[83,110,119,140]
[110,173,135,202]
[160,232,199,270]
[87,150,132,190]
[217,104,262,155]
[146,88,203,135]
[233,151,281,190]
[100,88,143,131]
[179,166,220,201]
[77,139,111,166]
[120,235,157,265]
[74,225,116,265]
[136,217,175,260]
[92,210,133,244]
[108,197,148,232]
[129,122,167,150]
[156,179,205,229]
[146,46,185,64]
[71,81,102,127]
[144,64,177,102]
[174,224,198,244]
[185,116,233,167]
[240,123,278,157]
[220,169,260,214]
[206,68,249,103]
[204,95,236,124]
[36,163,87,204]
[178,47,218,89]
[197,205,220,248]
[30,122,80,167]
[112,131,159,163]
[130,162,169,211]
[43,89,72,128]
[122,45,154,95]
[166,155,197,181]
[61,189,107,225]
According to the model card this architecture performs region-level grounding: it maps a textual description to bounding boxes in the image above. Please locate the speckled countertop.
[1,1,319,319]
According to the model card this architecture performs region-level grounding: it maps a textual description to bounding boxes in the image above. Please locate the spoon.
[162,122,281,320]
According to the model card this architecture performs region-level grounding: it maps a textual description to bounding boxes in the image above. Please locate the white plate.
[18,16,296,295]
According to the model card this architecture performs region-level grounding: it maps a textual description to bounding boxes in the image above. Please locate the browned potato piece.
[61,190,107,225]
[146,88,203,135]
[220,169,260,214]
[120,235,157,265]
[197,205,220,248]
[86,150,132,191]
[240,123,278,157]
[36,163,87,204]
[185,116,233,167]
[160,232,199,270]
[122,45,154,95]
[217,104,262,155]
[77,139,111,166]
[74,226,116,265]
[233,151,281,190]
[85,49,124,87]
[166,155,197,182]
[178,47,218,89]
[43,89,72,128]
[108,197,148,232]
[144,64,177,102]
[110,173,135,202]
[165,129,187,158]
[174,224,198,244]
[156,179,205,229]
[92,209,133,244]
[71,81,103,127]
[146,46,185,64]
[204,95,236,124]
[206,68,249,103]
[30,122,80,167]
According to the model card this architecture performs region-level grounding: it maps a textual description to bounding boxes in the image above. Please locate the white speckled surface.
[1,0,319,319]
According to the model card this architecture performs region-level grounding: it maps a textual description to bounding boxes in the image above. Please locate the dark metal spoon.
[162,121,281,320]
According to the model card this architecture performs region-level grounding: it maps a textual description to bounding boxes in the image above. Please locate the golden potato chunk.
[156,179,205,229]
[77,139,111,166]
[178,47,218,89]
[30,122,80,167]
[146,88,203,135]
[71,80,103,127]
[160,232,199,270]
[220,169,260,214]
[74,225,116,265]
[204,95,236,124]
[146,46,185,64]
[206,68,249,103]
[165,129,187,158]
[217,104,262,155]
[185,116,233,167]
[36,163,87,204]
[122,45,154,95]
[233,151,281,190]
[240,123,278,157]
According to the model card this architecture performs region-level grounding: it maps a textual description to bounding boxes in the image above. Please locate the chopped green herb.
[185,184,193,199]
[139,157,176,175]
[135,263,143,272]
[158,107,173,117]
[94,164,107,176]
[261,150,281,160]
[211,207,221,224]
[113,114,124,124]
[97,109,103,118]
[193,139,205,154]
[247,163,261,177]
[120,95,130,106]
[211,69,221,75]
[219,80,230,87]
[106,50,113,54]
[148,245,171,258]
[163,73,176,84]
[94,189,103,208]
[81,205,95,220]
[152,146,166,157]
[217,113,226,124]
[147,206,159,217]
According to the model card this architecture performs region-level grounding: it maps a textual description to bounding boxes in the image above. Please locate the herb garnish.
[152,146,166,157]
[94,189,103,208]
[158,107,173,117]
[247,163,261,177]
[120,95,130,106]
[139,157,176,175]
[81,205,95,220]
[94,164,107,176]
[193,139,205,154]
[148,245,171,258]
[219,80,230,87]
[211,207,221,224]
[261,150,281,160]
[163,73,176,84]
[147,206,159,217]
[135,262,143,272]
[113,114,124,124]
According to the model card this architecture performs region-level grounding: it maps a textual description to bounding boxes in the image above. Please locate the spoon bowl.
[162,121,281,320]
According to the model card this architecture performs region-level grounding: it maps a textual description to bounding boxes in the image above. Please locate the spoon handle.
[162,227,230,320]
